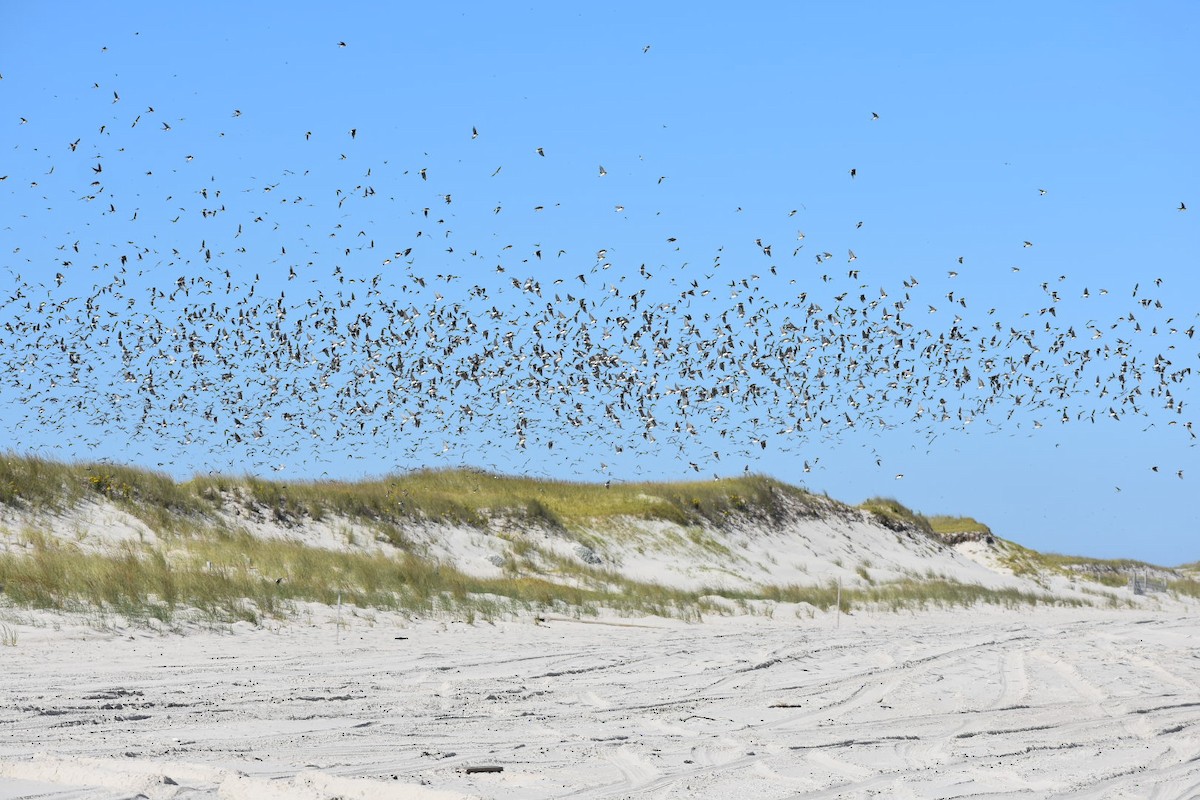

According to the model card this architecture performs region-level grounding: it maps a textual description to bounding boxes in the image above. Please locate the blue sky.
[1,3,1197,564]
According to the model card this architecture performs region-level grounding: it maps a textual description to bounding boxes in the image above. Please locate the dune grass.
[0,534,1088,625]
[1168,577,1200,599]
[0,453,214,514]
[1,453,820,535]
[714,577,1082,614]
[852,579,1086,611]
[858,497,934,535]
[998,539,1164,586]
[198,467,819,532]
[927,515,992,536]
[0,533,719,624]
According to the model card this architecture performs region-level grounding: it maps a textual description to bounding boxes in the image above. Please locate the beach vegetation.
[858,497,934,535]
[927,515,992,536]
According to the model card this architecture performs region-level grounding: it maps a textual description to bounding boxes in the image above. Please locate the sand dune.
[2,470,1195,797]
[0,487,1113,603]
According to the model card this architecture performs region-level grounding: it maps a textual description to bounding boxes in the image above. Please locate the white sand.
[3,604,1200,799]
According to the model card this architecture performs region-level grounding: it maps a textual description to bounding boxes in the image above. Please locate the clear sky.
[1,3,1197,564]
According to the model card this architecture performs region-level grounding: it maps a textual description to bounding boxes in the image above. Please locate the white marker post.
[836,578,841,629]
[336,591,342,645]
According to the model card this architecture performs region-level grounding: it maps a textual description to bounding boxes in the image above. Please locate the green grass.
[1168,578,1200,599]
[850,579,1085,611]
[717,578,1082,613]
[1,453,825,535]
[858,497,934,535]
[0,533,719,624]
[297,467,818,531]
[0,453,215,515]
[928,515,992,536]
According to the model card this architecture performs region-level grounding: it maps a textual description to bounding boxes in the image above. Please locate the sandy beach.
[3,604,1199,799]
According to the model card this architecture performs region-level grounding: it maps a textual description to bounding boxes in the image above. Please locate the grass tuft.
[1168,578,1200,599]
[928,515,992,536]
[858,497,934,535]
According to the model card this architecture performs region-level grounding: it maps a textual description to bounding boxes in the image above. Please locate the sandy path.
[2,607,1199,798]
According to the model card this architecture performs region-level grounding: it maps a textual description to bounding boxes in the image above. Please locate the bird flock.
[1,40,1195,482]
